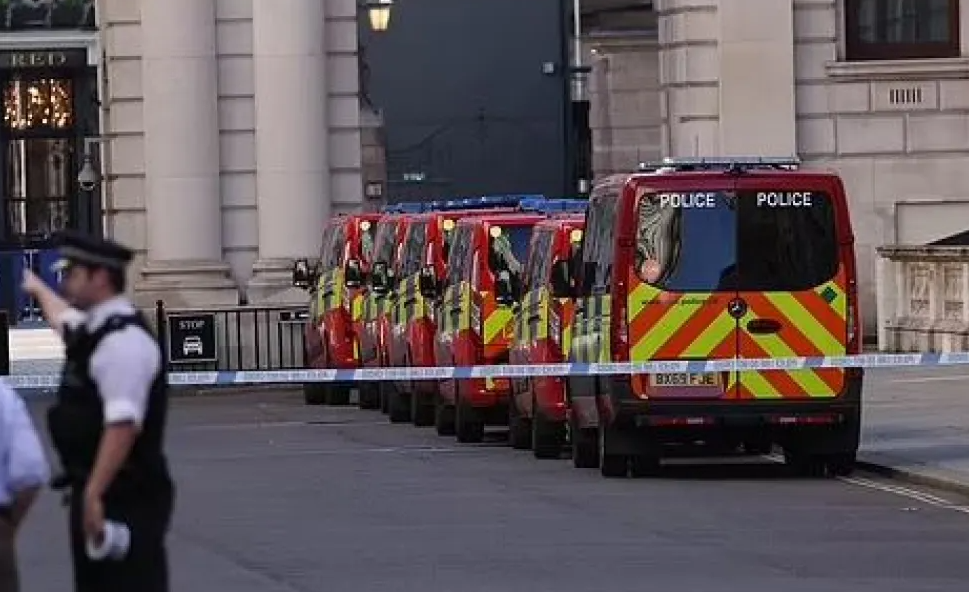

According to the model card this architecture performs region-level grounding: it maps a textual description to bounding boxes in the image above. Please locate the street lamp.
[365,0,394,32]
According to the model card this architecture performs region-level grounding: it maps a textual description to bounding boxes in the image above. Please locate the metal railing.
[153,301,309,372]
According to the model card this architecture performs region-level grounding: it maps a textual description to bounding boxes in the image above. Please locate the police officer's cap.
[51,230,133,272]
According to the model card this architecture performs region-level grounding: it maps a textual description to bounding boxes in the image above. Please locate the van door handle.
[526,314,541,322]
[449,306,462,314]
[746,318,782,334]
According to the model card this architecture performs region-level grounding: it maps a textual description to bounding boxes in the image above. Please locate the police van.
[554,157,862,478]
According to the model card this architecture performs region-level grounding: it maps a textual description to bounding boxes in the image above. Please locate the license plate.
[651,373,718,387]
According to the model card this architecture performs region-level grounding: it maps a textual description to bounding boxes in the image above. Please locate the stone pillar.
[135,0,236,308]
[657,0,796,157]
[248,0,330,303]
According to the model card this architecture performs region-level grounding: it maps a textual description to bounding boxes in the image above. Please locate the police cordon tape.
[5,351,969,390]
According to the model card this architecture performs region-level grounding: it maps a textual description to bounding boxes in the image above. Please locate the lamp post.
[359,0,393,208]
[364,0,394,33]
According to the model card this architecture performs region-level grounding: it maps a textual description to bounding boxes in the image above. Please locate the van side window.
[318,225,334,271]
[329,223,346,268]
[525,229,553,291]
[400,221,428,277]
[373,220,397,264]
[446,225,472,286]
[580,197,618,293]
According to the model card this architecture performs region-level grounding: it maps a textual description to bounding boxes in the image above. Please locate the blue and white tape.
[5,352,969,389]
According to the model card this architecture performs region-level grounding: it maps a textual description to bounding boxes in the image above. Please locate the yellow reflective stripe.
[484,308,513,344]
[740,312,834,397]
[630,302,696,360]
[682,309,735,356]
[739,369,781,398]
[352,294,365,322]
[535,289,549,341]
[764,292,843,354]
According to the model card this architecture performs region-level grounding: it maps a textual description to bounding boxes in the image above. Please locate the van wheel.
[532,411,564,460]
[324,384,351,406]
[784,450,827,478]
[303,384,326,405]
[629,455,661,478]
[387,384,411,423]
[435,396,456,436]
[358,383,381,410]
[379,383,390,414]
[598,427,628,478]
[508,400,532,450]
[570,418,599,469]
[824,453,856,477]
[411,392,436,427]
[455,402,484,444]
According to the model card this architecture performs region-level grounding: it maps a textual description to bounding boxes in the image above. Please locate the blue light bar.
[518,198,588,214]
[382,194,550,214]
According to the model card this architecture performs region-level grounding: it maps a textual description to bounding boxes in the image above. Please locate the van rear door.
[627,184,738,399]
[732,177,846,400]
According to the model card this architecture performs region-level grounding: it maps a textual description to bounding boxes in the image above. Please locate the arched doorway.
[0,48,100,325]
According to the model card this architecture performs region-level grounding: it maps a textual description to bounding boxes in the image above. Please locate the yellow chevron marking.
[764,292,843,354]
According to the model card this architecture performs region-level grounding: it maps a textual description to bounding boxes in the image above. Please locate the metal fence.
[153,300,309,372]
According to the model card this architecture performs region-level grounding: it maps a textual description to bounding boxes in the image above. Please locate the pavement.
[859,365,969,493]
[15,391,969,591]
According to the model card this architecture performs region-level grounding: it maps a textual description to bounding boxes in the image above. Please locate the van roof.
[457,212,548,226]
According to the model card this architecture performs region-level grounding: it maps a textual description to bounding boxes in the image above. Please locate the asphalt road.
[17,390,969,592]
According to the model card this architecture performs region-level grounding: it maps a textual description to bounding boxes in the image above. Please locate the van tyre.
[508,400,532,450]
[303,384,326,405]
[387,384,410,423]
[380,385,390,414]
[411,393,436,427]
[598,426,628,478]
[570,418,599,469]
[629,455,661,477]
[532,410,564,460]
[455,402,485,444]
[358,383,381,410]
[784,450,827,478]
[824,453,856,477]
[435,397,456,436]
[325,385,351,406]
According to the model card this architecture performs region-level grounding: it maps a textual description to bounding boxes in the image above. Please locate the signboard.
[167,313,217,364]
[0,49,88,70]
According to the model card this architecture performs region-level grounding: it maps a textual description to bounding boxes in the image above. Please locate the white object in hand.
[85,520,131,561]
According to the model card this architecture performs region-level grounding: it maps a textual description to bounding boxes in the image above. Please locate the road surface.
[16,386,969,591]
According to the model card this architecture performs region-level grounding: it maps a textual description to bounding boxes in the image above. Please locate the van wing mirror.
[549,260,573,298]
[418,265,438,298]
[496,270,515,305]
[371,261,389,293]
[345,258,365,288]
[293,258,313,290]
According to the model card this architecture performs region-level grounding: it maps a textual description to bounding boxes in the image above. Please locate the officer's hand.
[82,492,105,544]
[21,269,45,296]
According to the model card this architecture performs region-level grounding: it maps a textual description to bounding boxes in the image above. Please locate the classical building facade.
[0,0,372,323]
[584,0,969,331]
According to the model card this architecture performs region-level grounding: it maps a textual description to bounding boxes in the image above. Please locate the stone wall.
[99,0,364,295]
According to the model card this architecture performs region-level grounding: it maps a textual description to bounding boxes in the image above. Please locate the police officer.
[0,381,50,591]
[22,230,174,592]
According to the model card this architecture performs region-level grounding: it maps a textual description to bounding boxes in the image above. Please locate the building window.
[845,0,960,61]
[3,78,74,130]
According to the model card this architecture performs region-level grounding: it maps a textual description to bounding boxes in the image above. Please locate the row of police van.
[291,157,864,479]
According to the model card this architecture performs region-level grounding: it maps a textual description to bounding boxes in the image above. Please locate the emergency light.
[518,198,588,214]
[382,194,547,214]
[637,156,801,173]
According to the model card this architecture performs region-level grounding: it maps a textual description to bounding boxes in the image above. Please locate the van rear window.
[634,190,838,292]
[489,225,532,297]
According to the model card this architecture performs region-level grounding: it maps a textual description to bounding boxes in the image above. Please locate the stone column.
[248,0,330,303]
[135,0,236,307]
[657,0,795,156]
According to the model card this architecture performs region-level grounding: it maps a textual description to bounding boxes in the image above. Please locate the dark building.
[361,0,573,201]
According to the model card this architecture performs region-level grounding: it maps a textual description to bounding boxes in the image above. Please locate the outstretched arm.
[21,269,78,337]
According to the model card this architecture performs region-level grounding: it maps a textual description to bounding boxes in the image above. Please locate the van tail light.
[844,250,861,354]
[612,283,630,361]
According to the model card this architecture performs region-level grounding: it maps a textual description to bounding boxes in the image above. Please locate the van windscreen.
[488,225,532,296]
[634,190,838,292]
